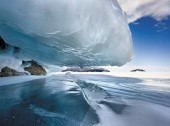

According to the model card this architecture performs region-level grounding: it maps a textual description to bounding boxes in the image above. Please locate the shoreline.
[50,72,170,79]
[1,72,170,87]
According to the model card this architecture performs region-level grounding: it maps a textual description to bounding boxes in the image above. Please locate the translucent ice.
[0,0,133,66]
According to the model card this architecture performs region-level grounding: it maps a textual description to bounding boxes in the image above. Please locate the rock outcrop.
[0,61,47,77]
[0,36,8,50]
[0,66,27,77]
[131,69,146,72]
[24,61,46,75]
[0,37,46,76]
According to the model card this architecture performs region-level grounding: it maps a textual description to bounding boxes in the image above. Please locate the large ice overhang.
[0,0,133,67]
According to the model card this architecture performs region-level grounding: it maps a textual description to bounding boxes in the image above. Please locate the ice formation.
[0,0,133,66]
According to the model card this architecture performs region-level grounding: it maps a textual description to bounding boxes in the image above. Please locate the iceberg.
[0,0,133,67]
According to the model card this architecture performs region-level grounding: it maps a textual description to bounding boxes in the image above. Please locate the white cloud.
[117,0,170,23]
[154,22,168,32]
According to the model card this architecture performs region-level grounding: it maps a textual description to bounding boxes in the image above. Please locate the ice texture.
[0,0,133,66]
[1,74,170,126]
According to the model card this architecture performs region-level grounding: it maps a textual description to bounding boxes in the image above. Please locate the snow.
[0,0,133,67]
[0,55,22,70]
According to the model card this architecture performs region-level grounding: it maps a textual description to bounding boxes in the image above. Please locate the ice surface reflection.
[0,74,170,126]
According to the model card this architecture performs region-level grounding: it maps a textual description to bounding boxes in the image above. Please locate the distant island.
[62,67,110,72]
[130,69,146,72]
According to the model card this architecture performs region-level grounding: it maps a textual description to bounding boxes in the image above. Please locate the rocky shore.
[0,60,46,77]
[0,36,47,77]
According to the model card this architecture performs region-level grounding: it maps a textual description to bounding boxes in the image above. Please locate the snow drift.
[0,0,133,67]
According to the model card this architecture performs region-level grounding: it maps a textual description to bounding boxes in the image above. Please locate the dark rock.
[24,60,46,75]
[0,36,8,50]
[22,61,33,66]
[0,66,27,77]
[0,36,20,57]
[131,69,146,72]
[62,67,110,72]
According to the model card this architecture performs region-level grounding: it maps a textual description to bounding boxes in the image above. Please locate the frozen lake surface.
[0,73,170,126]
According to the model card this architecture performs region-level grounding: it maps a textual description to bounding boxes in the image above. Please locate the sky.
[118,0,170,68]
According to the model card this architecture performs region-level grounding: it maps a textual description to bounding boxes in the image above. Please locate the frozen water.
[0,74,170,126]
[0,0,133,66]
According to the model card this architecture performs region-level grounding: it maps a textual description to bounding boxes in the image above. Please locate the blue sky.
[117,0,170,67]
[129,17,170,67]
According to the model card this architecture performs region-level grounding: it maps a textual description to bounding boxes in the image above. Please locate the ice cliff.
[0,0,133,67]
